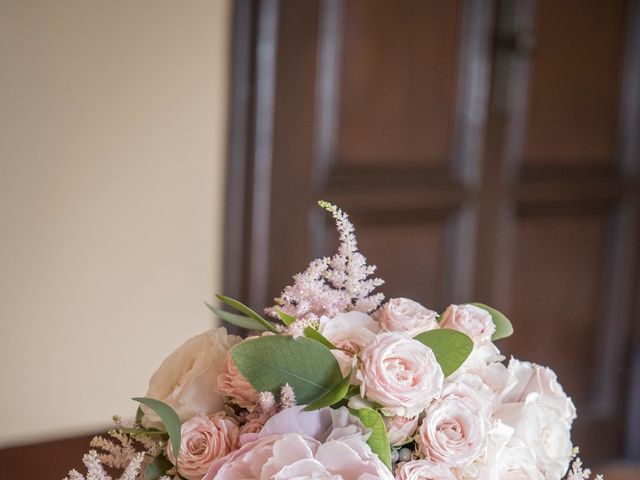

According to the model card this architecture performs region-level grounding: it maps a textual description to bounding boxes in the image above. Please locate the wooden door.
[224,0,640,469]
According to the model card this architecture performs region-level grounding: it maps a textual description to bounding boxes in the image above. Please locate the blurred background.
[1,0,639,478]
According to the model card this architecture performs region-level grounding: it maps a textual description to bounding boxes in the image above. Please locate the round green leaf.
[413,328,473,376]
[231,335,343,404]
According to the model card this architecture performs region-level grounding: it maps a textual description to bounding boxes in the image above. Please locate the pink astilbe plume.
[266,201,384,335]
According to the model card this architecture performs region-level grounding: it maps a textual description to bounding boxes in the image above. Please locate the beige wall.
[0,0,230,446]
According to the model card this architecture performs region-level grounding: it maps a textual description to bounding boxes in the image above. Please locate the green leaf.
[133,397,182,459]
[231,335,343,404]
[469,302,514,340]
[145,455,174,480]
[304,374,350,411]
[349,407,391,470]
[304,326,336,349]
[414,328,473,376]
[205,302,269,331]
[216,295,279,333]
[275,308,296,326]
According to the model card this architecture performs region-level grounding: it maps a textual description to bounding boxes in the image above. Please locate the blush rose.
[167,413,239,480]
[440,304,495,344]
[356,332,444,417]
[377,298,439,336]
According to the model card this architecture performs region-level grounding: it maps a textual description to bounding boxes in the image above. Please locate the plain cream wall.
[0,0,230,446]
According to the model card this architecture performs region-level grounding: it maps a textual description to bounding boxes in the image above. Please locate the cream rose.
[217,345,260,411]
[417,375,491,468]
[495,394,573,479]
[383,415,419,447]
[356,332,443,417]
[396,460,457,480]
[502,358,576,423]
[440,304,495,343]
[142,327,241,427]
[167,413,239,480]
[377,298,439,336]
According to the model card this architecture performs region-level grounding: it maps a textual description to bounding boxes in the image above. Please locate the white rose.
[454,346,513,411]
[142,327,241,427]
[440,304,495,344]
[476,423,544,480]
[495,444,545,480]
[319,311,379,352]
[495,394,573,479]
[377,298,439,336]
[502,358,576,424]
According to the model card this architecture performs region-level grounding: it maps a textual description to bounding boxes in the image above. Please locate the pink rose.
[167,413,239,480]
[396,460,457,480]
[416,376,491,468]
[205,433,394,480]
[502,358,576,423]
[216,347,259,411]
[383,415,419,447]
[440,304,495,343]
[377,298,439,336]
[356,332,443,417]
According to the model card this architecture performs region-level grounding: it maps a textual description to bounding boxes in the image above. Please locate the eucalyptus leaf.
[349,407,392,470]
[469,302,514,340]
[132,397,181,459]
[205,302,269,331]
[231,335,343,404]
[216,295,279,333]
[304,374,350,411]
[414,328,473,376]
[145,455,174,480]
[304,326,336,349]
[275,308,296,326]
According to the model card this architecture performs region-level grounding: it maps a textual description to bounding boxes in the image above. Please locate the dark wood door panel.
[522,0,628,165]
[505,212,608,408]
[338,0,462,167]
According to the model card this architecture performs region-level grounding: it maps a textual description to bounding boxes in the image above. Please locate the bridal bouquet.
[66,202,601,480]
